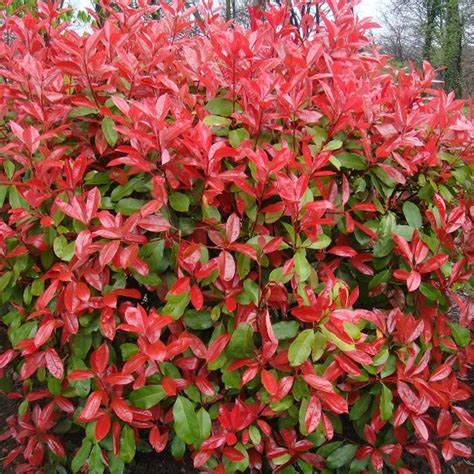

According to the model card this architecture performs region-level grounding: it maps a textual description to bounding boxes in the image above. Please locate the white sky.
[71,0,385,17]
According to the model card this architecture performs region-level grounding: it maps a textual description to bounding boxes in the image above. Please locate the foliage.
[0,1,472,473]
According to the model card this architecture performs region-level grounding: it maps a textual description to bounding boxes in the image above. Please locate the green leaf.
[419,282,442,301]
[381,354,396,378]
[403,201,422,228]
[380,383,393,421]
[169,192,190,212]
[336,152,367,170]
[288,329,315,366]
[71,439,92,473]
[171,435,186,459]
[9,321,37,348]
[320,325,355,352]
[448,322,470,347]
[102,117,118,147]
[69,106,97,118]
[227,323,254,358]
[173,396,201,445]
[119,424,136,463]
[323,139,343,151]
[349,393,371,420]
[89,444,104,474]
[203,115,231,127]
[294,249,312,282]
[0,271,12,292]
[326,444,357,469]
[302,235,331,249]
[272,321,299,340]
[205,98,233,117]
[197,407,211,440]
[373,236,394,258]
[53,235,75,262]
[184,310,213,330]
[368,269,391,290]
[3,160,15,179]
[116,198,146,215]
[129,385,167,409]
[120,343,138,360]
[229,128,249,147]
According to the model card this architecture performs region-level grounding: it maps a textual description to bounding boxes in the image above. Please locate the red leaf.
[194,449,213,468]
[222,447,245,462]
[44,348,63,379]
[111,398,134,423]
[95,413,111,441]
[305,395,322,434]
[99,240,120,267]
[406,270,421,292]
[319,391,348,414]
[206,334,231,362]
[429,364,451,382]
[0,349,17,369]
[261,370,278,397]
[34,320,58,348]
[80,391,103,421]
[219,250,235,281]
[190,284,203,310]
[91,342,109,374]
[68,369,94,381]
[302,374,334,393]
[149,426,168,453]
[225,213,241,243]
[170,276,190,295]
[418,254,449,274]
[437,409,452,437]
[328,246,358,257]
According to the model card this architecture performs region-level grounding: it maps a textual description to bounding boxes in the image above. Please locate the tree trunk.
[443,0,463,96]
[423,0,440,62]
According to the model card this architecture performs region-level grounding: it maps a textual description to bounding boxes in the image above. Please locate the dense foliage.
[0,1,472,473]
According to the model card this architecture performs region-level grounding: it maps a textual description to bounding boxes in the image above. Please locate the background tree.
[378,0,473,97]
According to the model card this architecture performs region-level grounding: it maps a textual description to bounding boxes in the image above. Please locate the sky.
[70,0,385,20]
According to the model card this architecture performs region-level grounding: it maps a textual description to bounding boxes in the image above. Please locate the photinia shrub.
[0,1,472,473]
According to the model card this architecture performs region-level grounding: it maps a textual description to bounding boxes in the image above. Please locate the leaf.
[119,424,136,463]
[323,139,343,151]
[302,234,331,249]
[349,393,371,420]
[272,321,299,340]
[129,385,167,409]
[227,323,254,358]
[294,250,312,282]
[102,117,118,147]
[205,98,234,117]
[203,115,231,127]
[229,128,249,147]
[448,322,470,347]
[173,396,201,444]
[197,407,211,440]
[326,444,357,469]
[88,444,104,474]
[71,439,92,473]
[403,201,422,228]
[53,236,75,262]
[288,329,315,366]
[336,152,367,170]
[169,192,190,212]
[184,310,212,330]
[69,106,97,118]
[380,383,393,421]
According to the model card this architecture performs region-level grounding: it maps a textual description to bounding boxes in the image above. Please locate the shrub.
[0,1,472,473]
